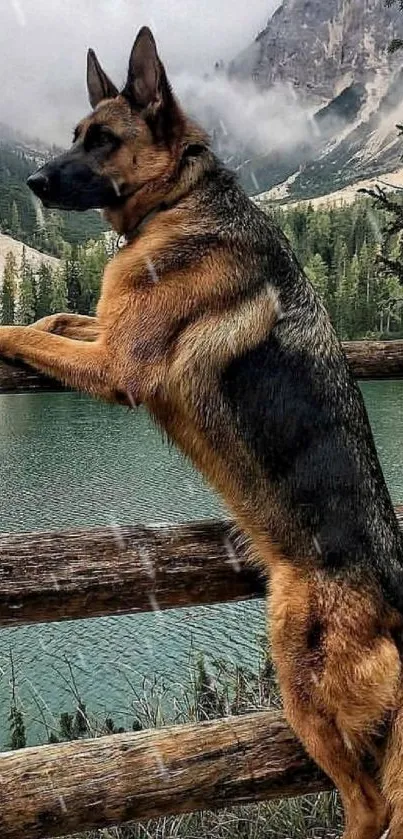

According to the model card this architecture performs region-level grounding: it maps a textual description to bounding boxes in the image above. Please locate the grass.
[9,645,343,839]
[66,797,342,839]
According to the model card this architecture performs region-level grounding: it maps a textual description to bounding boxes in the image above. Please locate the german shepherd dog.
[1,27,403,838]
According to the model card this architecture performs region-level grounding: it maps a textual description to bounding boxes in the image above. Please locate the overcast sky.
[1,0,279,143]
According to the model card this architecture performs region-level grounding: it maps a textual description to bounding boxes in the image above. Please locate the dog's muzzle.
[27,150,122,212]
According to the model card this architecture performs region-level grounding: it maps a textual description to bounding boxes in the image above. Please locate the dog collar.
[120,199,178,248]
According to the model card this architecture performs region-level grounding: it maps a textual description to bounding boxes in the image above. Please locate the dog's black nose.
[27,172,50,199]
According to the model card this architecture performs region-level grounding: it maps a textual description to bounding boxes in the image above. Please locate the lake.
[0,381,402,746]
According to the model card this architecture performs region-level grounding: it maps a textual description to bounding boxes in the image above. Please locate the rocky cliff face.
[231,0,400,106]
[227,0,403,199]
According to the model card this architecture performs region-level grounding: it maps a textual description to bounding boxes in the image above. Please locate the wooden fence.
[0,340,403,394]
[0,342,402,838]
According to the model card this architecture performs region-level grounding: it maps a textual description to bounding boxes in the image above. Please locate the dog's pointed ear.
[124,27,167,112]
[87,49,118,109]
[123,28,183,141]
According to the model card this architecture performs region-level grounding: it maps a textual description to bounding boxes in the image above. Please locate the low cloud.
[1,0,279,145]
[1,0,318,174]
[176,71,315,160]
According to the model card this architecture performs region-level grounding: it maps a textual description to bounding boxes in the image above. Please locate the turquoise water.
[0,381,402,745]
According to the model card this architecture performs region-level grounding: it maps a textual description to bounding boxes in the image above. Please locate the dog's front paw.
[31,315,67,334]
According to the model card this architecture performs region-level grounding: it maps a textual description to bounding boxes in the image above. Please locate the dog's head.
[27,28,208,231]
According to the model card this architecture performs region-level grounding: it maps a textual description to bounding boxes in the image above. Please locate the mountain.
[0,127,107,256]
[3,2,402,222]
[228,0,403,200]
[231,0,398,105]
[0,232,59,278]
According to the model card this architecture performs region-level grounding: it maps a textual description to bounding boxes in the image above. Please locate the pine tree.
[261,197,402,338]
[78,240,108,314]
[305,253,329,302]
[9,705,26,750]
[329,238,348,325]
[331,236,349,285]
[17,248,36,324]
[374,273,403,335]
[10,201,21,239]
[46,212,65,256]
[336,253,360,339]
[1,251,17,324]
[356,242,378,336]
[35,262,53,319]
[50,268,69,314]
[64,248,81,313]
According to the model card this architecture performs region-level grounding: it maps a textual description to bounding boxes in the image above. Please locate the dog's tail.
[382,698,403,838]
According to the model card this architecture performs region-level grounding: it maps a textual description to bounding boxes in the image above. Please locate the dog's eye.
[72,127,80,143]
[97,128,115,147]
[84,125,121,152]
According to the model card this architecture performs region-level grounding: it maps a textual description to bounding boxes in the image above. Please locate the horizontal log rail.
[0,508,402,627]
[0,359,66,394]
[0,710,332,839]
[0,520,261,626]
[0,340,403,394]
[342,339,403,379]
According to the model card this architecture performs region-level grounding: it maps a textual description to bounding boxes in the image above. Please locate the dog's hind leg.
[269,563,400,839]
[284,702,389,839]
